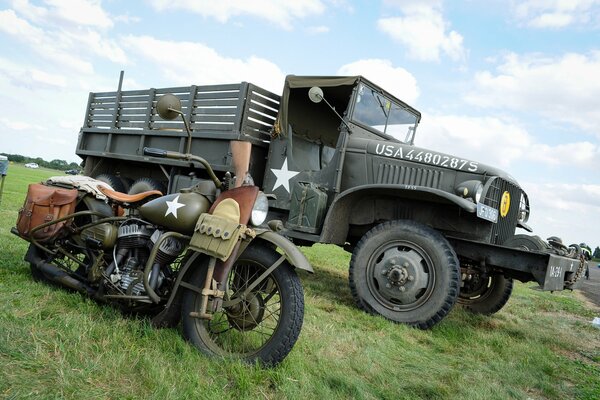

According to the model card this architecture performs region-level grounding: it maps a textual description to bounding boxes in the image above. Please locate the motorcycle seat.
[97,186,162,206]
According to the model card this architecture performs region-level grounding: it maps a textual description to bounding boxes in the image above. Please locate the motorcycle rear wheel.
[181,245,304,366]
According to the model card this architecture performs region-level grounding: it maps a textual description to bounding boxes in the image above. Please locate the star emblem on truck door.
[271,158,299,193]
[165,195,185,218]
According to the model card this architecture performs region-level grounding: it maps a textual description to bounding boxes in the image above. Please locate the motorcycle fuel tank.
[139,192,211,234]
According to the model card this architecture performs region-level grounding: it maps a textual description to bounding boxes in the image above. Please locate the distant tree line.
[594,246,600,260]
[1,153,80,171]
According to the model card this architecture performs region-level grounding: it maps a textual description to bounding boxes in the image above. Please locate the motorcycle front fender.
[252,230,314,274]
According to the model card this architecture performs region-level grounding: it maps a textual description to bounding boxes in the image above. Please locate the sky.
[0,0,599,248]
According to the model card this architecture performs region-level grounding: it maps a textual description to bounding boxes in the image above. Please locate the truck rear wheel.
[458,274,513,315]
[349,220,460,329]
[94,173,126,193]
[128,177,166,195]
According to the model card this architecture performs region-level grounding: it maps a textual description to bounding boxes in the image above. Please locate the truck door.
[262,79,355,234]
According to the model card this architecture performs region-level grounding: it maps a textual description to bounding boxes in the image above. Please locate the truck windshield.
[351,83,418,143]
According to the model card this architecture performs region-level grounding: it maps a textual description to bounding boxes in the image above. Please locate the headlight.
[517,192,529,223]
[250,191,269,226]
[455,180,483,203]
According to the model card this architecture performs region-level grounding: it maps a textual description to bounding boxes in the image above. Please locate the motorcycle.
[11,95,312,367]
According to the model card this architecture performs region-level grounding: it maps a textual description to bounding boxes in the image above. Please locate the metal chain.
[565,254,586,288]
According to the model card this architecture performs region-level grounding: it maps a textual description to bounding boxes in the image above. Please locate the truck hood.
[360,138,518,184]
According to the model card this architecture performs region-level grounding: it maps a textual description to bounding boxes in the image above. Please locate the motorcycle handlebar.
[143,147,222,188]
[143,147,167,158]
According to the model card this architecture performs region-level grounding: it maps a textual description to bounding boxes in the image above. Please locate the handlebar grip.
[143,147,167,158]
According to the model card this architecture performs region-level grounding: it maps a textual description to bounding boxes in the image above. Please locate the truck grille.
[482,177,522,244]
[375,164,443,188]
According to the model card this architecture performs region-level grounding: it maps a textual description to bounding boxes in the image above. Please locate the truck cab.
[263,76,528,250]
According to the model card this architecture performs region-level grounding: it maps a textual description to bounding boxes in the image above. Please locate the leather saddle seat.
[98,186,162,207]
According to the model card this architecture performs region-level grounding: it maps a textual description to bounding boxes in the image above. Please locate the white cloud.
[416,114,599,170]
[12,0,113,29]
[417,114,532,168]
[378,1,465,62]
[0,4,129,74]
[121,35,286,93]
[0,117,45,131]
[523,182,600,246]
[512,0,600,29]
[147,0,325,29]
[337,59,420,104]
[466,52,600,135]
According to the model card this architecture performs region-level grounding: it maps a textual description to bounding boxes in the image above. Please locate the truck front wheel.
[349,220,460,329]
[458,274,513,315]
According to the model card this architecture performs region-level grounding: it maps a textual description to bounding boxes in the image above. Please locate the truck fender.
[320,184,477,245]
[253,230,314,273]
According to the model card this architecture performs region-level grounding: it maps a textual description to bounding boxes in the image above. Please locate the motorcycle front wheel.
[181,245,304,366]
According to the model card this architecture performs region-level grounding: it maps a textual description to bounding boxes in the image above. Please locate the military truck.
[76,73,586,329]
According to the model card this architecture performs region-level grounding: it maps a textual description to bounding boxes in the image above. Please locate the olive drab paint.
[140,192,211,234]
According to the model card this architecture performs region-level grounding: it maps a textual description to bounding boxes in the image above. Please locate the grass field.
[1,164,599,399]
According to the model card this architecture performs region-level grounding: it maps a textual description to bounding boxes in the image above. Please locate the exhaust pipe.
[25,246,96,296]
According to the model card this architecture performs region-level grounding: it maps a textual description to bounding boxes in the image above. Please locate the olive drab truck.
[76,73,587,329]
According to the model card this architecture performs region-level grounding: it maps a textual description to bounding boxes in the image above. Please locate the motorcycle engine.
[111,222,184,296]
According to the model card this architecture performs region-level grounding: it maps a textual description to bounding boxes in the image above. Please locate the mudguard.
[253,229,314,273]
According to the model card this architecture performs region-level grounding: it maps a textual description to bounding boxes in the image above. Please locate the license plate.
[477,203,498,223]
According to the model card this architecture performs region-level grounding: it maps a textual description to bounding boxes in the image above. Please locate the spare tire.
[128,177,166,195]
[94,173,126,193]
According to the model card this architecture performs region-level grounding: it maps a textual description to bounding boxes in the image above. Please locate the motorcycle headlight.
[250,191,269,226]
[517,192,530,223]
[455,180,483,203]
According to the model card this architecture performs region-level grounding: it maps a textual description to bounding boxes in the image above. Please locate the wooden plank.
[90,115,114,122]
[90,108,115,116]
[247,101,278,118]
[155,86,195,95]
[115,101,153,109]
[191,107,237,115]
[90,98,117,105]
[194,83,242,92]
[250,85,281,105]
[191,114,236,123]
[246,111,276,126]
[119,95,152,102]
[192,98,239,107]
[249,93,280,113]
[90,121,118,128]
[119,109,149,115]
[91,91,118,97]
[194,91,240,100]
[188,122,233,131]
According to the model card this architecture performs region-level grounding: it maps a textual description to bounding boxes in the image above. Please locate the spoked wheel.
[349,220,460,329]
[182,245,304,366]
[458,273,513,315]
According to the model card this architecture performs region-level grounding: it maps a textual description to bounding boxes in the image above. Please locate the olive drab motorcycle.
[11,95,312,367]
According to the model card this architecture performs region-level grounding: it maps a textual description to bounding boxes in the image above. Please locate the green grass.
[1,164,599,399]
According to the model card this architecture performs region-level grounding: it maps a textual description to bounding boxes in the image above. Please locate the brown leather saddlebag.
[16,183,78,242]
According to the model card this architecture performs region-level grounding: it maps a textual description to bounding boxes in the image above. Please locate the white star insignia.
[271,158,299,193]
[165,195,185,218]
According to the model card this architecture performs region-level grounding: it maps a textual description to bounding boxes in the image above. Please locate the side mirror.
[156,94,182,120]
[308,86,324,103]
[156,93,193,154]
[308,86,351,133]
